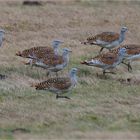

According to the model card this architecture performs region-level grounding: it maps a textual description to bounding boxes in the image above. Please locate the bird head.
[121,27,128,33]
[62,48,72,55]
[69,68,78,86]
[118,47,127,56]
[52,40,63,49]
[0,29,5,34]
[70,68,78,74]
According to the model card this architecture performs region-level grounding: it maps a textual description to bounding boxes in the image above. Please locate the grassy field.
[0,0,140,139]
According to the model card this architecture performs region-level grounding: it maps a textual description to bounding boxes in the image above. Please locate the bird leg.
[0,74,7,80]
[128,62,132,71]
[99,47,104,53]
[56,94,71,100]
[28,59,34,69]
[55,72,58,77]
[46,71,50,77]
[121,61,132,71]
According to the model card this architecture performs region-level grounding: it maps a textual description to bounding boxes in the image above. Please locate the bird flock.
[1,26,140,99]
[81,26,140,74]
[15,40,76,99]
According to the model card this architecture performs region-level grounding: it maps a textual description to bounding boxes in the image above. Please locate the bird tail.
[80,61,88,65]
[16,51,22,56]
[30,82,37,87]
[81,41,88,45]
[30,82,43,90]
[81,41,97,45]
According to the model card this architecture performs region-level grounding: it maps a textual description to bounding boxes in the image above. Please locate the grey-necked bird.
[16,40,63,59]
[31,68,78,99]
[81,48,127,75]
[111,44,140,71]
[82,27,128,53]
[23,48,72,76]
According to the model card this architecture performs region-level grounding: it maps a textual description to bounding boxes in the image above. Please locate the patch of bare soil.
[118,77,140,85]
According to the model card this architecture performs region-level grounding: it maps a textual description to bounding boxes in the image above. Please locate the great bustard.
[16,40,63,59]
[111,44,140,71]
[81,48,127,75]
[82,27,128,53]
[23,48,72,76]
[31,68,78,99]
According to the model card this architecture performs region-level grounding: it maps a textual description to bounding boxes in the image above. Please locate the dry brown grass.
[0,0,140,139]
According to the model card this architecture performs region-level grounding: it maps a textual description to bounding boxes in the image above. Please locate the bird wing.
[50,77,71,90]
[111,45,140,56]
[101,52,118,65]
[42,55,64,66]
[35,77,71,90]
[91,52,118,65]
[123,45,140,55]
[87,32,119,44]
[29,47,54,58]
[21,47,54,58]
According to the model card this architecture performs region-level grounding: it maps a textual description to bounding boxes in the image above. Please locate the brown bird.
[31,68,78,99]
[23,48,71,76]
[81,48,127,75]
[111,44,140,71]
[16,40,63,59]
[82,27,128,53]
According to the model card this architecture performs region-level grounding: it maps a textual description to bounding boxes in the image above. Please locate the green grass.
[0,0,140,139]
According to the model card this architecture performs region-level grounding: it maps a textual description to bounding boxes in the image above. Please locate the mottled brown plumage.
[87,32,120,43]
[81,48,126,75]
[111,44,140,55]
[16,40,63,59]
[26,55,64,66]
[16,46,54,59]
[34,77,71,90]
[32,68,78,99]
[82,27,128,53]
[23,48,71,77]
[93,52,118,65]
[111,44,140,71]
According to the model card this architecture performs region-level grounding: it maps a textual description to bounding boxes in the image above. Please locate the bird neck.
[54,47,59,55]
[117,53,125,63]
[119,31,126,43]
[69,72,77,87]
[0,34,4,47]
[62,53,69,66]
[0,33,4,38]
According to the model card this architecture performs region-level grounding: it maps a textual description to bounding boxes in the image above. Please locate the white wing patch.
[126,53,140,60]
[96,39,109,45]
[88,59,103,65]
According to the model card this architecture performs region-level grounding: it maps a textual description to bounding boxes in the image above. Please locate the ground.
[0,0,140,139]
